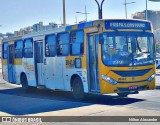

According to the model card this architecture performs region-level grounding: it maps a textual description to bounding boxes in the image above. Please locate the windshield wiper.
[143,52,150,54]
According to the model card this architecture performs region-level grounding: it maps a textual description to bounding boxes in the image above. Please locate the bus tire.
[21,74,36,92]
[118,93,128,97]
[72,77,85,101]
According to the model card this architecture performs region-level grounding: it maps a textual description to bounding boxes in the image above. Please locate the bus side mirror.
[23,44,25,48]
[99,33,104,44]
[15,43,17,48]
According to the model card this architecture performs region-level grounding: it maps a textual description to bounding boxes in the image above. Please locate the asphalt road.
[0,70,160,125]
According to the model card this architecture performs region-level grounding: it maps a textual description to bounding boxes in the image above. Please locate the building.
[132,12,145,20]
[0,37,3,58]
[14,31,19,37]
[6,32,14,38]
[32,22,44,32]
[43,23,58,31]
[32,22,58,32]
[0,33,5,38]
[24,26,33,34]
[154,29,160,53]
[2,21,59,39]
[133,10,160,30]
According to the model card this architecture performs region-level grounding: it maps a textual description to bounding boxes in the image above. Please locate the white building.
[0,37,3,58]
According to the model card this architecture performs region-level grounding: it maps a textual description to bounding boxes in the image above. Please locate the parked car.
[156,59,160,69]
[156,53,160,58]
[156,53,160,69]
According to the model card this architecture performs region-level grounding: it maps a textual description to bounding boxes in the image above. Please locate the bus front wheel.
[72,77,85,101]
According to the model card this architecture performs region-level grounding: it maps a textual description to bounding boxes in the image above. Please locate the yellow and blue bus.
[2,19,155,100]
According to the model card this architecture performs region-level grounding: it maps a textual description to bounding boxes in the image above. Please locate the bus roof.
[3,19,152,42]
[22,26,66,39]
[65,19,152,31]
[2,36,22,43]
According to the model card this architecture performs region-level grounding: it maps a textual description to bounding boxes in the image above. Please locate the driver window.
[116,36,127,52]
[137,37,147,53]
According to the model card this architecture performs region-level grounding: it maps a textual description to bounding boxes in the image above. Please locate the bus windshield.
[102,32,155,66]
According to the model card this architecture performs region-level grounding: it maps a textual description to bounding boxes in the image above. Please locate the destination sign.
[105,20,151,31]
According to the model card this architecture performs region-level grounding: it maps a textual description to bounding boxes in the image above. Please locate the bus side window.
[24,39,33,58]
[57,32,69,56]
[70,30,84,55]
[2,43,8,59]
[45,35,56,57]
[15,40,23,58]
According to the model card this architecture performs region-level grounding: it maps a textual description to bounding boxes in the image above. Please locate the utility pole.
[76,5,89,22]
[125,0,127,19]
[85,5,87,21]
[94,0,105,19]
[123,0,135,19]
[63,0,66,26]
[146,0,148,20]
[75,16,78,24]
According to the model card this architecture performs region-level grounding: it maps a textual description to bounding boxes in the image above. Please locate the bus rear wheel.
[21,74,36,92]
[72,77,85,101]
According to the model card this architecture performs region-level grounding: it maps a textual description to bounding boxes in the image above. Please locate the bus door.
[8,44,16,83]
[88,34,100,92]
[34,41,45,86]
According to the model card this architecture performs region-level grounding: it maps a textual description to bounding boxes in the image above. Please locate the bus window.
[24,39,33,58]
[45,35,56,57]
[57,32,69,56]
[2,43,8,59]
[15,40,23,58]
[70,30,84,55]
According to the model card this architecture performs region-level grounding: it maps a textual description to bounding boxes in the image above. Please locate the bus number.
[66,60,74,66]
[118,77,126,81]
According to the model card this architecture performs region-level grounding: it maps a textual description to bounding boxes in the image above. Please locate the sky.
[0,0,160,34]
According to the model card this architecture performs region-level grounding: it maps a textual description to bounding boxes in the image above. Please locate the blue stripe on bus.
[66,21,94,31]
[85,21,93,27]
[78,23,85,29]
[66,25,72,31]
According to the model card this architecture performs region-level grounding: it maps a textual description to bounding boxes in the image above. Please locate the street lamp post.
[63,0,66,26]
[76,5,90,22]
[94,0,105,19]
[123,0,135,19]
[146,0,148,20]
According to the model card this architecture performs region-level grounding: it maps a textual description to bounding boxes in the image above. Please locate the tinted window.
[45,35,56,57]
[8,45,14,64]
[2,43,8,59]
[57,32,69,56]
[102,33,155,66]
[15,40,23,58]
[24,39,33,58]
[70,30,84,55]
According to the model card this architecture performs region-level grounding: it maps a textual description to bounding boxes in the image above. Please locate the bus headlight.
[102,75,117,85]
[147,74,155,82]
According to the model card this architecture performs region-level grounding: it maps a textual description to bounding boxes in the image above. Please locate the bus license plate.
[129,85,138,90]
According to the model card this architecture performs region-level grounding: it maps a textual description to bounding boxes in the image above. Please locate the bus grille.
[112,69,151,77]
